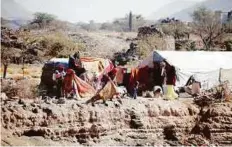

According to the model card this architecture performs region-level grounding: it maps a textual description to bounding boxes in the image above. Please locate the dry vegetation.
[136,35,167,58]
[31,32,86,57]
[1,64,42,99]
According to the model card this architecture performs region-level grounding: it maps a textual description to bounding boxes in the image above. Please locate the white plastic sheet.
[220,69,232,85]
[176,69,220,89]
[138,51,232,89]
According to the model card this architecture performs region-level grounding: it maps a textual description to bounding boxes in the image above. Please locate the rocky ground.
[1,92,232,146]
[68,31,136,58]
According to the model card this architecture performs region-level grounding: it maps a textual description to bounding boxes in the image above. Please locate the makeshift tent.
[49,57,114,78]
[138,51,232,89]
[40,57,114,93]
[63,69,96,98]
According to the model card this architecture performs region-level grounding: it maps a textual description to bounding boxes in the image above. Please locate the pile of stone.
[112,42,139,65]
[137,25,164,38]
[194,82,232,107]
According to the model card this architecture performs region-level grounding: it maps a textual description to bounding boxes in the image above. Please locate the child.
[132,81,139,99]
[153,86,163,98]
[52,65,66,99]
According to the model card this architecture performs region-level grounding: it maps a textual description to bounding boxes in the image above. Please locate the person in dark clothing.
[153,61,166,91]
[132,81,139,99]
[166,65,176,86]
[52,65,66,99]
[166,65,178,100]
[68,52,85,76]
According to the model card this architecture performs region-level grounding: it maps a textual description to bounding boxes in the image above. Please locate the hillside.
[1,0,33,20]
[1,0,32,29]
[148,0,198,21]
[171,0,232,21]
[148,0,232,21]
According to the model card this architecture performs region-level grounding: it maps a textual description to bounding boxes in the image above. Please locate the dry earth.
[68,30,137,58]
[1,93,232,146]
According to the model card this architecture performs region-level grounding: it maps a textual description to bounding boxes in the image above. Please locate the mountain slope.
[1,0,33,20]
[147,0,198,21]
[171,0,232,21]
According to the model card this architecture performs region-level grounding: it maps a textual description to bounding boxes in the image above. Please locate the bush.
[224,40,232,51]
[1,79,39,99]
[32,12,56,28]
[137,35,166,58]
[32,32,85,57]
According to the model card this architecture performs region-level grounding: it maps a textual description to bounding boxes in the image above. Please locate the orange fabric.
[80,57,103,62]
[128,68,139,92]
[73,75,96,98]
[116,67,124,84]
[63,69,96,98]
[63,69,75,94]
[98,80,117,100]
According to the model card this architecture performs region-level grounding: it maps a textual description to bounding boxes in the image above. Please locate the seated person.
[184,75,201,97]
[153,86,163,98]
[68,52,86,77]
[52,65,66,99]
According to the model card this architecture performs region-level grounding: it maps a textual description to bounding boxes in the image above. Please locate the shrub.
[31,12,56,28]
[137,35,166,58]
[1,79,40,99]
[32,32,85,57]
[224,40,232,51]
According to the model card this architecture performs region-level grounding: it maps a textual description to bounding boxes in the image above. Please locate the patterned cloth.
[63,69,96,98]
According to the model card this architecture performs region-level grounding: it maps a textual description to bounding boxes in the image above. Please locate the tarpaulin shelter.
[40,57,114,95]
[138,51,232,90]
[49,57,114,77]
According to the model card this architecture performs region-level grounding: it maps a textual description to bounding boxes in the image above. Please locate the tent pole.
[219,68,222,84]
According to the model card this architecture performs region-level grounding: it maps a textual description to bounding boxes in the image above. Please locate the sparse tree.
[160,22,190,39]
[31,12,56,28]
[191,7,224,50]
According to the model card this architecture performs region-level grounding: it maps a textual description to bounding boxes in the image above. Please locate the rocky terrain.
[1,92,232,146]
[69,31,136,58]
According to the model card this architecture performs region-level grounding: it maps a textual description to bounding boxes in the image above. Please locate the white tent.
[138,51,232,89]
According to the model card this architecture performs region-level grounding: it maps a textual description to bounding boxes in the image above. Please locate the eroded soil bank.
[1,95,232,146]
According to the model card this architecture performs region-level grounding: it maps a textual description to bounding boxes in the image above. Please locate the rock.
[57,98,65,104]
[18,99,26,105]
[32,108,39,113]
[31,103,36,107]
[1,93,8,100]
[72,104,78,110]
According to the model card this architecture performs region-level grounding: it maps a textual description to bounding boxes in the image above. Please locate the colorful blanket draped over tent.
[98,80,117,100]
[80,57,114,78]
[128,66,152,93]
[115,67,125,84]
[63,69,96,98]
[49,57,114,80]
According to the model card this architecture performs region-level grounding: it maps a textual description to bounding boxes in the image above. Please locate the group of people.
[151,60,202,99]
[52,52,119,101]
[147,61,179,100]
[52,52,85,99]
[52,52,202,104]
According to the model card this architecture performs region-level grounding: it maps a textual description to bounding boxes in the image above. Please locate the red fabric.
[63,69,96,98]
[138,66,150,85]
[73,75,96,96]
[63,69,74,94]
[128,68,139,93]
[111,68,118,76]
[166,75,176,85]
